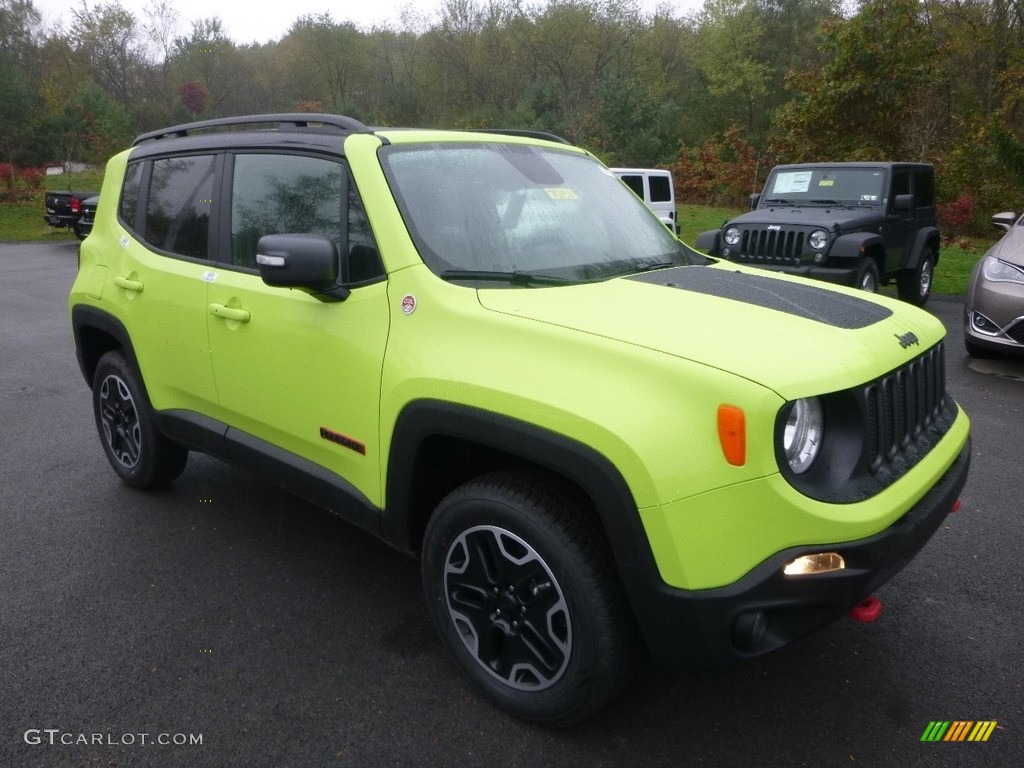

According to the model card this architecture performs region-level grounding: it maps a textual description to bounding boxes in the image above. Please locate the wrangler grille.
[864,343,946,473]
[737,227,804,265]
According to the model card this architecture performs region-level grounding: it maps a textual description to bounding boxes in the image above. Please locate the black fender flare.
[382,400,668,632]
[695,229,721,255]
[904,226,941,270]
[828,231,884,260]
[70,305,143,387]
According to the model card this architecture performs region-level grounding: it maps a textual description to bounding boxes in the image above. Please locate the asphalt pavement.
[1,241,1021,767]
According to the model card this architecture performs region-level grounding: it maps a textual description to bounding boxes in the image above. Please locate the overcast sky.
[34,0,703,46]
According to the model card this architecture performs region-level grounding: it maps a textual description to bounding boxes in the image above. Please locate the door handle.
[208,303,251,323]
[113,276,144,293]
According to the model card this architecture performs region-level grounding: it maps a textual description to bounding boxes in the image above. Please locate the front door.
[205,152,390,505]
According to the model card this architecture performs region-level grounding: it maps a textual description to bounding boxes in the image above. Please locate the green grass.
[675,203,992,297]
[1,169,105,241]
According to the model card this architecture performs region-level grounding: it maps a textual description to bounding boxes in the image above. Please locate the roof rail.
[132,113,371,146]
[464,128,572,145]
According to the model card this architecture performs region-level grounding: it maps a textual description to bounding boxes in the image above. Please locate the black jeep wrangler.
[696,162,940,305]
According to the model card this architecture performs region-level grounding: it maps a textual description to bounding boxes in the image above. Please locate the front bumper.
[739,261,859,287]
[625,438,971,667]
[43,213,76,228]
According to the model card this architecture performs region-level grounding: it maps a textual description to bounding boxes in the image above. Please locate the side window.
[145,155,215,259]
[231,153,383,283]
[891,171,911,200]
[914,171,935,207]
[119,161,142,229]
[648,175,672,203]
[619,174,644,198]
[347,183,385,283]
[231,154,344,270]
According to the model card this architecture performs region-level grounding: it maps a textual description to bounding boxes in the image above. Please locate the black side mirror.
[749,193,761,210]
[894,194,916,212]
[256,234,349,300]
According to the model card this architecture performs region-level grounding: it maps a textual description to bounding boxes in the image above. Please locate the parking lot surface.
[1,241,1021,767]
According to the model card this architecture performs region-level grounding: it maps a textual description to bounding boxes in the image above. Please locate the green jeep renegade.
[69,115,971,726]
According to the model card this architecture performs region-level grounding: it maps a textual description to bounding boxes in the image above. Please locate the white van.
[611,168,677,233]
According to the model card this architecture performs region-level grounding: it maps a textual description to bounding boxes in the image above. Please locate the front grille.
[737,227,803,265]
[1005,319,1024,345]
[864,343,947,474]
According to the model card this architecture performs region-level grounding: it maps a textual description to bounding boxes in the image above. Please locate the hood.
[729,205,883,232]
[989,223,1024,268]
[477,263,945,398]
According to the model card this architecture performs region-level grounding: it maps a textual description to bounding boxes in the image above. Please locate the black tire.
[92,351,188,489]
[421,469,637,727]
[855,257,880,293]
[897,249,934,306]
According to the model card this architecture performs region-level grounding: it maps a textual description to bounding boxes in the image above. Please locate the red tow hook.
[849,596,883,623]
[951,498,962,513]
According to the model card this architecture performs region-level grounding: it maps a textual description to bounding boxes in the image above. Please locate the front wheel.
[421,470,636,727]
[897,249,934,306]
[855,257,880,293]
[92,351,188,488]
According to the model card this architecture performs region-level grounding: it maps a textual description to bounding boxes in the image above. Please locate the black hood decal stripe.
[628,267,893,330]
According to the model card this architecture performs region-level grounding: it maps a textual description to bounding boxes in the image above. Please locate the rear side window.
[648,175,672,202]
[914,170,935,207]
[619,174,643,197]
[145,155,216,259]
[119,161,142,227]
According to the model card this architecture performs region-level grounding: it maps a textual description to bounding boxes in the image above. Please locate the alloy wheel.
[442,524,572,691]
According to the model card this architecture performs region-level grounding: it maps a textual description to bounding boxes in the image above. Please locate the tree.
[772,0,943,161]
[278,13,368,113]
[70,1,148,104]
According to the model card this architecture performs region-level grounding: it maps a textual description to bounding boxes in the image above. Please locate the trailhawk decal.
[628,267,893,330]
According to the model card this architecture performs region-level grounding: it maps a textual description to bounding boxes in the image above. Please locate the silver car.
[964,211,1024,356]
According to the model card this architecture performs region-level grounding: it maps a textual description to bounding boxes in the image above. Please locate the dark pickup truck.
[44,190,100,234]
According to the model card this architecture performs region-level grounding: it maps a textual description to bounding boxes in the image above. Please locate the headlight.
[782,398,823,474]
[808,229,829,251]
[981,255,1024,284]
[724,226,741,246]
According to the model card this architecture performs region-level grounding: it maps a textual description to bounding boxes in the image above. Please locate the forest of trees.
[3,0,1024,231]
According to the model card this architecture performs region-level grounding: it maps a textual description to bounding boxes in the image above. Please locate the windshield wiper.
[439,269,578,286]
[761,198,795,206]
[619,259,677,275]
[809,199,851,209]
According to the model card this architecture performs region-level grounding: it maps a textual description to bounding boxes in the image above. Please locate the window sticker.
[771,171,812,194]
[818,179,835,187]
[545,188,578,200]
[861,195,879,202]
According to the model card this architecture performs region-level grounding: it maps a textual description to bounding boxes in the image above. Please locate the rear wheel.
[92,351,188,488]
[421,469,636,727]
[897,249,934,306]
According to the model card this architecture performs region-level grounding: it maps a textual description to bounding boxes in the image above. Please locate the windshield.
[380,142,699,284]
[763,167,886,206]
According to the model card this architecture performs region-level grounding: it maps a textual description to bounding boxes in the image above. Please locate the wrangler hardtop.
[696,162,940,305]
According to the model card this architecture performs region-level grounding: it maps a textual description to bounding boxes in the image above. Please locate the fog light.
[783,552,845,576]
[972,312,1001,335]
